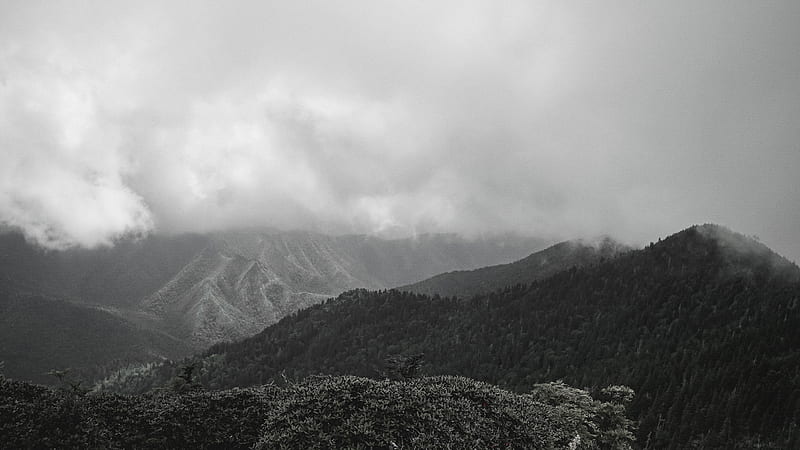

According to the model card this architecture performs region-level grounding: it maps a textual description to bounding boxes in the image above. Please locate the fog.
[1,1,799,261]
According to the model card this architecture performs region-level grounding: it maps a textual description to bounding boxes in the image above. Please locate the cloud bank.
[1,1,799,261]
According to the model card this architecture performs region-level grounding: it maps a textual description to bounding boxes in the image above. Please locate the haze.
[1,1,798,262]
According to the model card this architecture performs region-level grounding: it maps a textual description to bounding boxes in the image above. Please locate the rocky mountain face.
[0,229,546,382]
[139,230,548,346]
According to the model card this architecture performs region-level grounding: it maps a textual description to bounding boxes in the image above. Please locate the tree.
[170,363,202,392]
[383,353,424,380]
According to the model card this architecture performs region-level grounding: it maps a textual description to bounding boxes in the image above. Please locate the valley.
[0,229,546,382]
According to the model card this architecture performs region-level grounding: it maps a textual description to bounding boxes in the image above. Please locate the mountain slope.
[137,230,547,347]
[141,244,330,346]
[131,224,800,448]
[0,232,210,308]
[0,229,547,374]
[0,291,190,385]
[399,237,629,298]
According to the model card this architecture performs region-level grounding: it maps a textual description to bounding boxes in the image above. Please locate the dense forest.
[0,369,634,448]
[103,225,800,448]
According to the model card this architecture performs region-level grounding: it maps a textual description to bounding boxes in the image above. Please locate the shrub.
[0,375,633,449]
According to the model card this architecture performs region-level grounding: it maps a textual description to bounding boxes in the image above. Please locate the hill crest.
[399,235,630,298]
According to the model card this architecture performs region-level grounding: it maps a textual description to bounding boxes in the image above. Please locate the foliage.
[47,368,91,396]
[529,381,635,450]
[255,375,634,449]
[0,373,629,449]
[382,353,425,381]
[0,375,276,448]
[92,361,174,395]
[168,363,204,393]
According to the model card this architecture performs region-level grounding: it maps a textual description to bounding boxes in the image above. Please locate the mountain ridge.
[0,228,547,382]
[115,224,800,448]
[399,236,631,298]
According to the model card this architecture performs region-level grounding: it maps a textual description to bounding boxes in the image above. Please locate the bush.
[256,376,634,449]
[0,375,634,449]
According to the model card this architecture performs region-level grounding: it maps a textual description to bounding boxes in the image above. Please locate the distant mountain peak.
[665,224,780,258]
[400,236,630,298]
[652,224,800,283]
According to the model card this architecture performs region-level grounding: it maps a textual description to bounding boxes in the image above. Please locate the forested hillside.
[400,237,629,298]
[111,225,800,448]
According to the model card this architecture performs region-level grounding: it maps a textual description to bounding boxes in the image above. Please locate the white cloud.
[1,0,799,261]
[0,48,153,249]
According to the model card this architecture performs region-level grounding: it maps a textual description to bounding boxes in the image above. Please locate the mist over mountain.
[2,1,800,264]
[0,232,209,307]
[118,225,800,447]
[400,236,630,298]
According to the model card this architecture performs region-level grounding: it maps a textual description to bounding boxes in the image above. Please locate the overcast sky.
[1,1,799,261]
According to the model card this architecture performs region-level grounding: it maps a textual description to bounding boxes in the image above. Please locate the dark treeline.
[123,225,800,449]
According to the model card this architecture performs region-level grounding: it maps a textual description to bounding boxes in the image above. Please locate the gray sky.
[1,1,799,262]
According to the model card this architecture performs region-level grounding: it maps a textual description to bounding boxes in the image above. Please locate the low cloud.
[1,1,799,261]
[0,49,153,249]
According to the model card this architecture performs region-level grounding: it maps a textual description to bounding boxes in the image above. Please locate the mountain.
[399,236,630,298]
[0,229,546,382]
[0,291,190,385]
[123,224,800,448]
[0,232,210,308]
[139,230,548,346]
